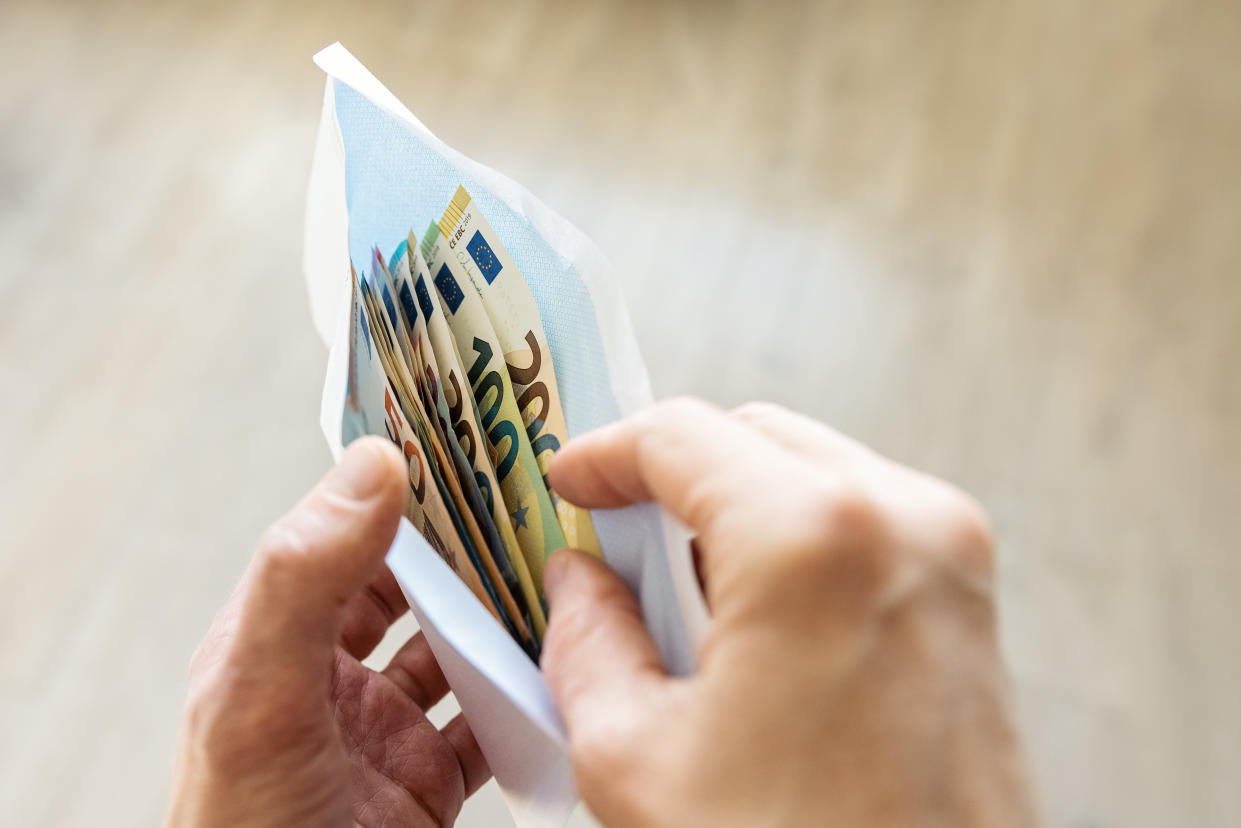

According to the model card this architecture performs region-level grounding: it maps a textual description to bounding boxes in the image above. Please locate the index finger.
[548,397,822,545]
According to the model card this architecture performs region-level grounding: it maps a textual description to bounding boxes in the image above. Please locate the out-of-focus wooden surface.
[1,1,1237,825]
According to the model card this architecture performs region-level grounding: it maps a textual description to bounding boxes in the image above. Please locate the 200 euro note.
[304,44,708,828]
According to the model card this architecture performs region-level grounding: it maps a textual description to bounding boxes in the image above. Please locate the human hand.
[541,399,1039,827]
[165,437,489,828]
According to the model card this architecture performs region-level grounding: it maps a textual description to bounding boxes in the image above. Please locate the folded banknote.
[305,44,709,827]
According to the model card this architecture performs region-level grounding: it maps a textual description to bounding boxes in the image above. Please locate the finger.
[733,401,991,567]
[339,565,410,659]
[550,398,881,621]
[548,396,824,549]
[441,713,491,797]
[731,401,873,469]
[234,437,408,683]
[540,549,667,738]
[381,631,451,710]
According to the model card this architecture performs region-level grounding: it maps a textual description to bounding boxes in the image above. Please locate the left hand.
[165,437,489,828]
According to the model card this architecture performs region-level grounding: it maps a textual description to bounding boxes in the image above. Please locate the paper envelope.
[303,43,710,828]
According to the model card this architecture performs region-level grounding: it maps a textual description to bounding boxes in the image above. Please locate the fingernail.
[327,439,390,501]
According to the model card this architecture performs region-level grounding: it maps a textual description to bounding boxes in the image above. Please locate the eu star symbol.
[511,502,529,530]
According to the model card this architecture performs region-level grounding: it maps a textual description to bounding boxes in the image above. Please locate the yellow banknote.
[423,221,567,592]
[438,187,601,556]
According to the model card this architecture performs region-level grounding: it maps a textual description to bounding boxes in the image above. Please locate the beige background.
[1,0,1238,825]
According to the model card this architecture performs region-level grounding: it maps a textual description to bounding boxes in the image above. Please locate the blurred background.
[2,0,1238,825]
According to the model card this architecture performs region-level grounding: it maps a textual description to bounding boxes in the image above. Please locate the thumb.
[234,437,408,679]
[541,549,667,738]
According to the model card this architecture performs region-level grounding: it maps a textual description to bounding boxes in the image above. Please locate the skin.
[165,437,489,828]
[167,400,1039,827]
[540,399,1039,827]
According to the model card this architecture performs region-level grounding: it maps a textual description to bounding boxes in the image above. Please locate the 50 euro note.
[438,186,601,558]
[340,270,503,625]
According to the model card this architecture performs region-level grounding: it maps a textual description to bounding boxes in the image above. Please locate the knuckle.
[255,520,310,580]
[813,483,884,545]
[676,479,728,542]
[652,395,716,424]
[732,400,786,425]
[938,488,996,577]
[773,482,891,590]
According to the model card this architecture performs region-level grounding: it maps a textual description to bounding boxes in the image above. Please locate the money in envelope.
[303,43,709,828]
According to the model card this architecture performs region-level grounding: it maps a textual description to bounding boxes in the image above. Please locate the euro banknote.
[422,219,567,594]
[341,271,505,628]
[340,190,614,655]
[356,254,536,656]
[437,186,602,557]
[392,238,548,639]
[368,250,538,649]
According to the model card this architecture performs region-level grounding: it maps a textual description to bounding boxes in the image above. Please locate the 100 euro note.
[305,44,709,828]
[437,186,602,560]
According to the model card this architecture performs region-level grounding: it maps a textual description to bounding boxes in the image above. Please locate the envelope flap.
[386,520,576,828]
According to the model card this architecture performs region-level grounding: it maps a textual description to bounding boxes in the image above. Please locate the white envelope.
[303,43,710,828]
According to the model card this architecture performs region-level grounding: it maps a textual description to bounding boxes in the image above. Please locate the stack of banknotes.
[342,184,600,661]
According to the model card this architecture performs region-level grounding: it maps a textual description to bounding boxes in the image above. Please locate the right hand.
[541,398,1039,827]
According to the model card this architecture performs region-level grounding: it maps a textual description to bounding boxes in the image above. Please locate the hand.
[541,399,1039,827]
[166,438,489,828]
